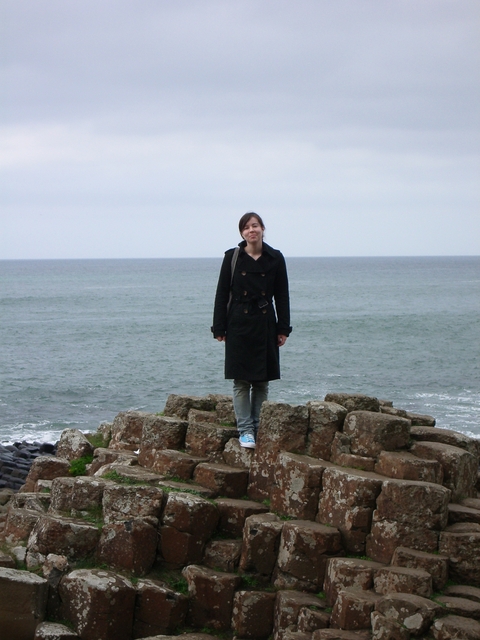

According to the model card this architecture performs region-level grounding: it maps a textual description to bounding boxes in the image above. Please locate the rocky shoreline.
[0,391,479,640]
[0,442,56,491]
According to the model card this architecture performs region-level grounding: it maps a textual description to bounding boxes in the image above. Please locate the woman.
[212,212,292,448]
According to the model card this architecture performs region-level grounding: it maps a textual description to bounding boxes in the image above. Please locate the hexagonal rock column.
[270,452,335,521]
[430,615,480,640]
[59,569,136,640]
[193,462,249,498]
[34,621,80,639]
[182,564,242,630]
[373,566,433,597]
[56,428,94,461]
[0,567,48,640]
[239,513,284,578]
[20,456,71,493]
[109,410,149,451]
[305,401,347,461]
[438,522,480,585]
[273,590,325,640]
[48,476,107,516]
[232,590,276,639]
[215,498,269,537]
[132,578,188,638]
[158,492,219,567]
[248,402,309,501]
[27,514,101,561]
[275,520,343,592]
[4,507,43,544]
[324,393,381,413]
[410,440,478,501]
[374,592,442,638]
[138,415,189,468]
[163,393,216,419]
[342,411,411,458]
[391,546,449,591]
[141,448,205,479]
[366,478,450,564]
[203,539,242,572]
[374,450,443,484]
[316,466,384,555]
[323,557,385,607]
[410,425,480,457]
[96,518,158,575]
[102,484,164,524]
[185,422,237,459]
[330,588,381,631]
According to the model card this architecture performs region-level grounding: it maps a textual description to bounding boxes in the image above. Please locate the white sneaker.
[239,433,256,449]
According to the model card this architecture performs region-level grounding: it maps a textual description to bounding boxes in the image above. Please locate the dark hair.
[238,212,265,236]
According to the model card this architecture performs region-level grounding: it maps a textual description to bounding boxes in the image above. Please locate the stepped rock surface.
[0,391,479,640]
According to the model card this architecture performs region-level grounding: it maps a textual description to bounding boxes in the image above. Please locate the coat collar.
[238,240,277,258]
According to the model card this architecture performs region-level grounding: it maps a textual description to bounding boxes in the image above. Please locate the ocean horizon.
[1,255,479,445]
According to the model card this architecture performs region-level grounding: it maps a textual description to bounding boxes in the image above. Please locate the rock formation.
[0,391,479,640]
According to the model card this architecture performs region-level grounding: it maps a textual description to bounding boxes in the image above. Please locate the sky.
[1,0,479,259]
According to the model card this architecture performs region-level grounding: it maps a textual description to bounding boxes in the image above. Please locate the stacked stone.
[0,442,56,490]
[0,392,479,640]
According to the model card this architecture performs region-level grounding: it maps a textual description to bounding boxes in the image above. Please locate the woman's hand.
[277,335,288,347]
[216,336,226,342]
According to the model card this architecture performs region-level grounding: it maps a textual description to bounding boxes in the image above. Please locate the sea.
[1,256,479,445]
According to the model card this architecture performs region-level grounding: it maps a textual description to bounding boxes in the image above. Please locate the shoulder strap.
[230,246,240,285]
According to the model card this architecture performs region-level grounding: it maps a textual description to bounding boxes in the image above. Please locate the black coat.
[212,241,292,381]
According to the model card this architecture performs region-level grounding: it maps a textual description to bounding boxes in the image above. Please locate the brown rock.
[448,502,480,525]
[88,447,137,475]
[203,539,242,572]
[232,590,276,638]
[34,621,80,639]
[133,578,188,637]
[158,492,219,566]
[375,450,443,484]
[391,546,448,591]
[370,611,410,640]
[274,590,325,640]
[330,432,376,471]
[410,425,479,457]
[239,513,284,577]
[141,448,206,479]
[0,567,48,640]
[297,606,330,633]
[182,564,241,630]
[435,595,480,620]
[21,456,71,493]
[59,569,136,640]
[56,428,95,461]
[96,518,158,575]
[330,588,380,630]
[164,393,216,419]
[343,411,411,457]
[366,519,439,564]
[375,592,442,636]
[215,398,236,424]
[0,550,15,568]
[324,393,381,413]
[270,452,334,520]
[430,614,480,639]
[185,422,237,458]
[222,438,254,469]
[215,498,269,537]
[443,584,480,603]
[248,402,309,501]
[49,476,108,516]
[405,411,436,426]
[316,466,384,555]
[306,401,347,460]
[110,410,149,451]
[410,440,478,501]
[102,484,164,524]
[373,566,432,597]
[276,520,342,591]
[323,557,385,607]
[27,514,101,561]
[97,463,163,485]
[4,508,42,544]
[11,492,49,512]
[188,408,218,424]
[379,405,409,418]
[439,525,480,584]
[139,415,189,468]
[374,478,450,529]
[193,462,248,498]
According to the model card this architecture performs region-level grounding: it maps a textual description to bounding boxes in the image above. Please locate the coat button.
[244,309,248,314]
[241,271,246,276]
[243,291,247,296]
[261,291,265,296]
[261,273,265,276]
[262,309,267,314]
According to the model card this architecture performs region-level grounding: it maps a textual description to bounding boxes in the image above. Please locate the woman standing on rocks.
[212,212,292,449]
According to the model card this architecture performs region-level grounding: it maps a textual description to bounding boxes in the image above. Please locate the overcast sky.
[1,0,479,259]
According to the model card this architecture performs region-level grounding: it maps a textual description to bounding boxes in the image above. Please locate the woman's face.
[242,217,264,243]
